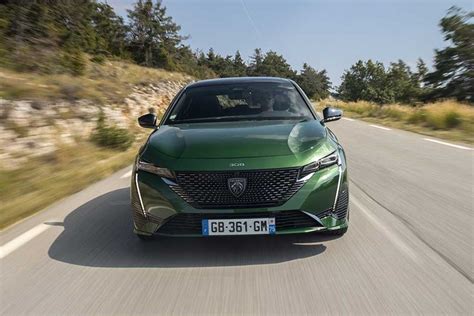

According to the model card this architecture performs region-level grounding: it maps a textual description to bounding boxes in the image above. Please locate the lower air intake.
[334,184,349,219]
[156,210,321,235]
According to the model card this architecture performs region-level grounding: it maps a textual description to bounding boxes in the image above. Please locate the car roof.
[186,77,293,88]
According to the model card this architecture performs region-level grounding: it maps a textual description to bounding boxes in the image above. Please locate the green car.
[131,77,349,240]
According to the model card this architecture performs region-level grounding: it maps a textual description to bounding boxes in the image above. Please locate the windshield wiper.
[170,115,310,124]
[171,116,248,124]
[251,116,308,121]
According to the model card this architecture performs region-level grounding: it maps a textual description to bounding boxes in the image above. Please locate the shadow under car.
[48,188,341,268]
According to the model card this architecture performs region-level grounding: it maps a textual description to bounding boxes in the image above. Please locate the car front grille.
[169,168,304,209]
[156,210,321,235]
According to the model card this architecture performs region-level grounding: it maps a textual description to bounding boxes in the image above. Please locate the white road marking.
[342,117,355,122]
[0,223,52,258]
[423,138,472,151]
[370,124,391,131]
[120,170,132,179]
[351,195,419,263]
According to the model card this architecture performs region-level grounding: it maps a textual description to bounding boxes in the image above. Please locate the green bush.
[60,49,86,76]
[425,108,462,129]
[91,116,134,150]
[407,110,425,124]
[382,107,406,120]
[443,111,461,128]
[90,54,106,64]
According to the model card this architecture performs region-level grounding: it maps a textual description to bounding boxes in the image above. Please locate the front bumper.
[131,162,349,237]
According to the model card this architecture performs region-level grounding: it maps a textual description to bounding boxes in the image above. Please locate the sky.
[107,0,472,86]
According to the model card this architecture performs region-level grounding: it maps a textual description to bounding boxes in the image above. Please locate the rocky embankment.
[0,80,187,170]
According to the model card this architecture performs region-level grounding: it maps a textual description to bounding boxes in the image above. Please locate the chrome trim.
[134,173,147,217]
[297,172,314,182]
[161,177,178,186]
[302,211,325,226]
[332,154,343,212]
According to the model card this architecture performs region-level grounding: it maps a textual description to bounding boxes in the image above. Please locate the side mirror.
[138,113,157,128]
[322,107,342,123]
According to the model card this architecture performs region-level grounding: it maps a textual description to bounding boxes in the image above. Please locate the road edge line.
[350,195,419,262]
[120,170,133,179]
[0,223,51,258]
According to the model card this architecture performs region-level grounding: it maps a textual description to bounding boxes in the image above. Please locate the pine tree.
[425,6,473,101]
[248,48,264,76]
[387,60,416,103]
[338,60,393,104]
[296,63,331,100]
[233,50,247,77]
[260,51,296,79]
[92,2,127,57]
[127,0,185,69]
[410,58,429,101]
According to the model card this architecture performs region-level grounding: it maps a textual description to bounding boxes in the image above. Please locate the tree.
[92,2,128,57]
[54,0,100,54]
[424,6,473,101]
[296,63,331,100]
[387,59,418,103]
[0,0,94,75]
[233,50,247,77]
[200,48,231,77]
[219,55,238,77]
[247,48,264,76]
[127,0,185,69]
[260,51,296,79]
[411,58,429,101]
[338,60,393,104]
[206,48,217,66]
[1,1,58,71]
[174,46,214,78]
[413,58,428,84]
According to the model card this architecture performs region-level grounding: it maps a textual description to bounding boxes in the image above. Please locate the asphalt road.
[1,118,472,315]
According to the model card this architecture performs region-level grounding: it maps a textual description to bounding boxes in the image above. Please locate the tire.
[136,233,154,241]
[324,226,348,236]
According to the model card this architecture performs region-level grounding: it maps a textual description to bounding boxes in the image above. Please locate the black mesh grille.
[170,168,304,209]
[157,211,320,235]
[334,184,349,219]
[132,186,162,226]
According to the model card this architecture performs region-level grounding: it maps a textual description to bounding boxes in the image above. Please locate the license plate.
[202,218,276,236]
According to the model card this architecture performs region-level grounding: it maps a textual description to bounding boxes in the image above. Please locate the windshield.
[165,82,314,124]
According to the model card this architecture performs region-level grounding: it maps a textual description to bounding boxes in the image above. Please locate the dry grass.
[316,99,474,144]
[0,59,188,229]
[0,139,147,229]
[0,58,191,103]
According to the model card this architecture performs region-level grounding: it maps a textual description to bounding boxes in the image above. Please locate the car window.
[166,82,314,123]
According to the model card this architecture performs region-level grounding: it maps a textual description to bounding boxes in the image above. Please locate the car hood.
[143,120,328,159]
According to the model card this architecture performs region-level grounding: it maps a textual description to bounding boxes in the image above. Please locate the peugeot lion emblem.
[228,178,247,198]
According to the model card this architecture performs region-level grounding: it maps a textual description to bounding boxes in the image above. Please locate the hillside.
[0,59,191,228]
[0,59,190,102]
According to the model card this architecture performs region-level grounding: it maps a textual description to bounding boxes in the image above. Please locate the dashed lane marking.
[423,138,472,151]
[369,124,391,131]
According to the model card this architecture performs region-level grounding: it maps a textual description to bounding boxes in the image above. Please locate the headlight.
[136,160,175,179]
[299,151,339,179]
